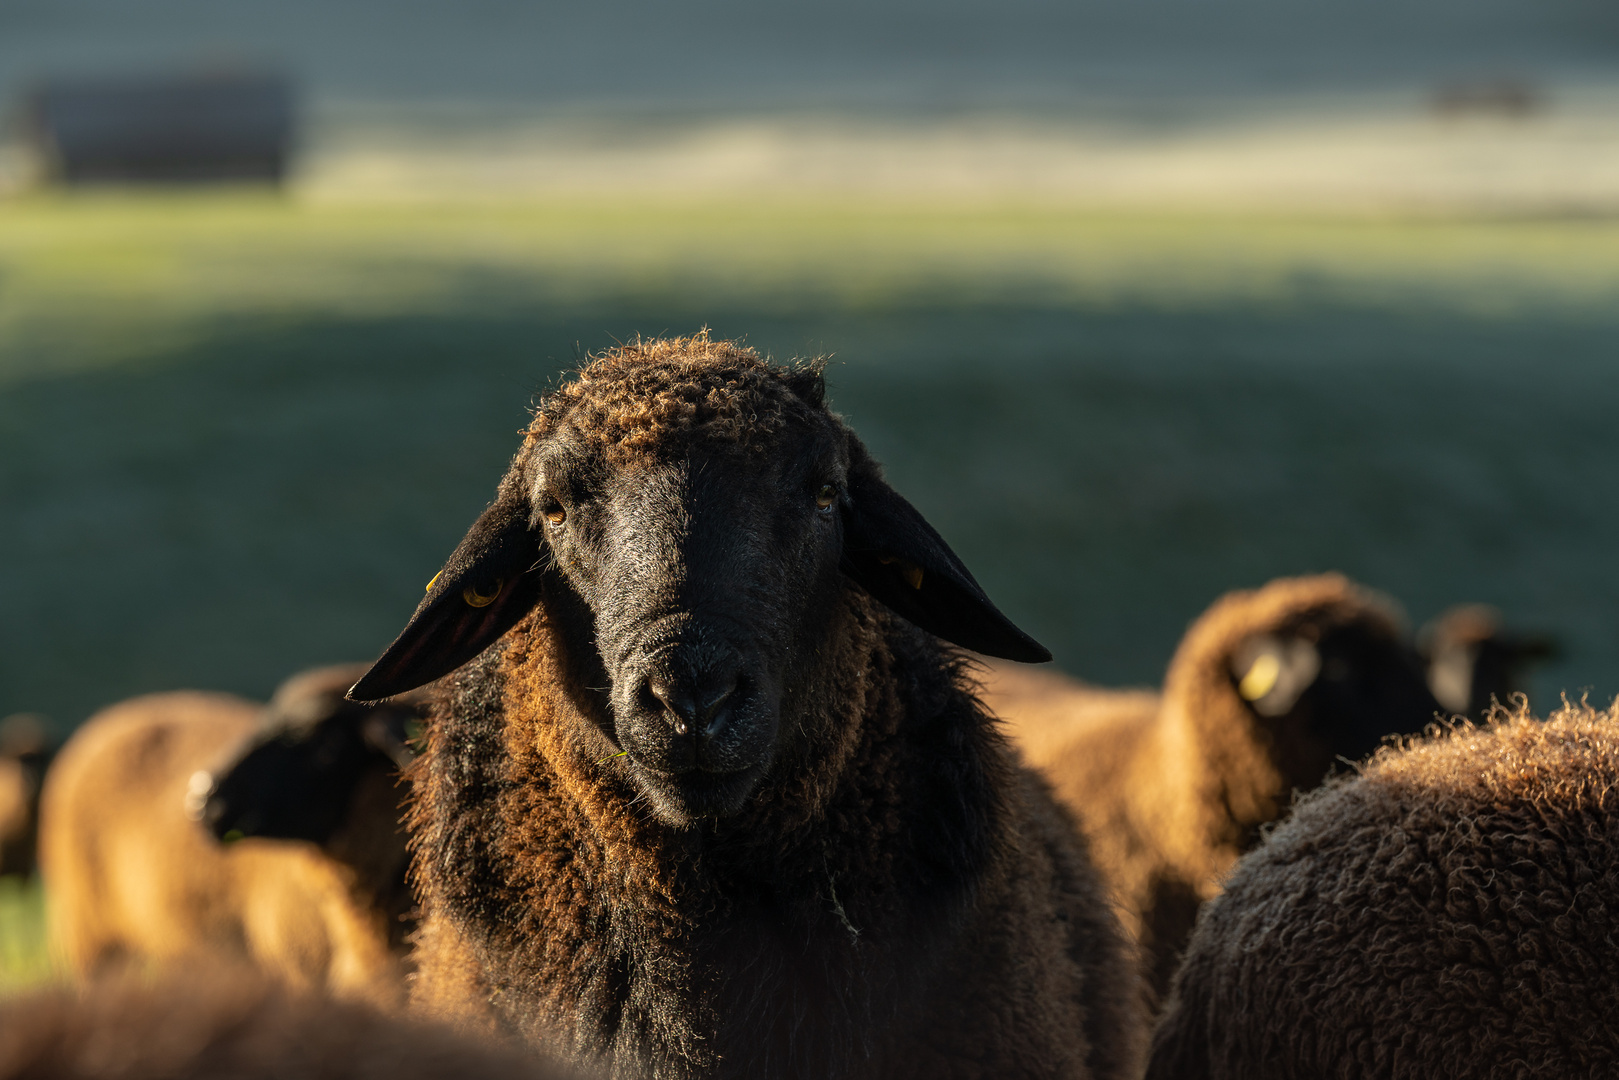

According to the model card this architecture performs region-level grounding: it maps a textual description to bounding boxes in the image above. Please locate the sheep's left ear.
[840,454,1051,663]
[349,492,547,702]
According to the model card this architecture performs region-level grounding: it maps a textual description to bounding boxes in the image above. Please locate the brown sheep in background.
[0,713,54,878]
[979,573,1444,999]
[0,969,582,1080]
[350,335,1144,1079]
[38,674,419,1008]
[1146,701,1619,1080]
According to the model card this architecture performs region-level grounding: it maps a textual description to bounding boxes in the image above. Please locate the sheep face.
[350,340,1049,826]
[525,428,851,822]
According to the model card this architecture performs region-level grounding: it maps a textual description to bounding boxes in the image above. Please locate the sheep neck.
[408,587,1011,1078]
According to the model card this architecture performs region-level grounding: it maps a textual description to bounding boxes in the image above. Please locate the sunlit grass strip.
[4,193,1619,381]
[0,877,56,993]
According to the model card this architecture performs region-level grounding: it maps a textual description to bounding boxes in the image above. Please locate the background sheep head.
[197,664,419,843]
[351,335,1048,826]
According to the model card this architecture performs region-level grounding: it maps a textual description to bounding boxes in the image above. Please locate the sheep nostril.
[695,681,737,739]
[646,678,697,736]
[645,674,739,740]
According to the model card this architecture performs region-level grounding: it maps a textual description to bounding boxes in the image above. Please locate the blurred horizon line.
[9,85,1619,216]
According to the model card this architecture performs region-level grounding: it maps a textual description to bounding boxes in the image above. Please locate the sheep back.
[1147,701,1619,1080]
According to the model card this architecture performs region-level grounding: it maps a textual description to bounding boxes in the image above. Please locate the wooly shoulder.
[981,573,1443,999]
[351,334,1143,1080]
[1146,700,1619,1080]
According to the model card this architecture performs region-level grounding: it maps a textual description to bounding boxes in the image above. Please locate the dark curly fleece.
[1145,700,1619,1080]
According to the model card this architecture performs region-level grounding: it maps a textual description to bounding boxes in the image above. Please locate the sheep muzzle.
[610,631,781,824]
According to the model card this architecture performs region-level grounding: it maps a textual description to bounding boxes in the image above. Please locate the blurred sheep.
[39,667,427,1007]
[0,968,581,1080]
[1417,602,1556,718]
[0,713,55,878]
[981,573,1444,999]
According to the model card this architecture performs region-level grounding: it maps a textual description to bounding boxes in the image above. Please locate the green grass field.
[4,194,1619,984]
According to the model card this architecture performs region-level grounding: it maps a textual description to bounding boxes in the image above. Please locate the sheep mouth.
[631,762,764,825]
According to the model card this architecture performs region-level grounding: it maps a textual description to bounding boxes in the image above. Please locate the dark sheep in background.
[1146,701,1619,1080]
[0,713,55,878]
[38,670,426,1007]
[0,969,582,1080]
[194,663,427,957]
[1417,602,1557,718]
[980,573,1444,999]
[350,334,1144,1079]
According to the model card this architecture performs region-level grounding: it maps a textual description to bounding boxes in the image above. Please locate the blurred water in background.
[1,1,1618,732]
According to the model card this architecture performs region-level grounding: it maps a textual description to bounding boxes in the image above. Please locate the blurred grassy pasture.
[4,192,1619,734]
[0,877,51,990]
[5,192,1619,990]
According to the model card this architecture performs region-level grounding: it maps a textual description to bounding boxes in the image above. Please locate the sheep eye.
[815,484,837,511]
[544,506,566,527]
[463,579,504,608]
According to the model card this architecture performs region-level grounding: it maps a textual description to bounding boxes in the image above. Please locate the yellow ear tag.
[878,555,925,590]
[1238,652,1281,701]
[425,571,441,594]
[462,579,504,608]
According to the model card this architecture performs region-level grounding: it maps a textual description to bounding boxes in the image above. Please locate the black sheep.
[351,333,1144,1080]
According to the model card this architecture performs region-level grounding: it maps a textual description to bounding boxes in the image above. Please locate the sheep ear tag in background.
[1231,634,1321,717]
[840,459,1050,664]
[350,495,547,702]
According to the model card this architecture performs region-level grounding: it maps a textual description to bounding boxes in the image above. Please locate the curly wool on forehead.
[526,333,828,462]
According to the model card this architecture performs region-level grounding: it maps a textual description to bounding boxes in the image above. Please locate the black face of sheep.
[351,365,1049,827]
[198,673,418,844]
[1231,620,1441,788]
[1417,603,1558,717]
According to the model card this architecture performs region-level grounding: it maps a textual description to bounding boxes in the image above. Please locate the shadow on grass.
[3,296,1618,732]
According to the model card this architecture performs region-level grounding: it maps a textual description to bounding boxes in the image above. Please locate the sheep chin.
[627,762,765,827]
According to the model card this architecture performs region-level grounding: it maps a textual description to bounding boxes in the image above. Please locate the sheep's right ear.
[349,495,546,702]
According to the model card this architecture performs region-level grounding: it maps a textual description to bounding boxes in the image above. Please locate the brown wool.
[526,332,826,466]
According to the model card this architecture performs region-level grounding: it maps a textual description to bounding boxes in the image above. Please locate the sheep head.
[350,334,1047,825]
[197,664,419,843]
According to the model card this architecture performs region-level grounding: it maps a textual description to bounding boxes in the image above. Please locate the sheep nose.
[646,671,738,740]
